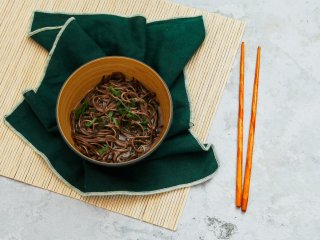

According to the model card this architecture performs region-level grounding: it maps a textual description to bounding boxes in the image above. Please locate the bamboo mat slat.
[0,0,245,231]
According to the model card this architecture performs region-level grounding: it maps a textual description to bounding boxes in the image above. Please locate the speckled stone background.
[1,0,320,239]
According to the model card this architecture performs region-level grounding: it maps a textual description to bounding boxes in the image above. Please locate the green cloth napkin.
[5,12,218,195]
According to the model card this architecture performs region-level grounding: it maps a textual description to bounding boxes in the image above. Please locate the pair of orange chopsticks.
[236,42,261,212]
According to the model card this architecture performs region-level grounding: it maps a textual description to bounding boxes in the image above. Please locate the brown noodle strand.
[70,72,162,163]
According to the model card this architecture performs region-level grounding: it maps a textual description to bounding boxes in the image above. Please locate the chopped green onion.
[84,118,96,127]
[126,112,138,120]
[141,117,148,127]
[75,100,88,119]
[108,86,121,97]
[113,118,119,127]
[97,145,109,155]
[126,112,133,118]
[116,100,122,107]
[118,107,126,115]
[129,100,137,108]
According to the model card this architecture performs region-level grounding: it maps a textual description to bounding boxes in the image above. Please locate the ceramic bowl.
[56,56,172,167]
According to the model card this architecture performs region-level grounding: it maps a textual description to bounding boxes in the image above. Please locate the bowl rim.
[56,56,173,167]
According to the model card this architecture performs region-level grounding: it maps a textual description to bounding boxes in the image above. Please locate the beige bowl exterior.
[56,56,172,167]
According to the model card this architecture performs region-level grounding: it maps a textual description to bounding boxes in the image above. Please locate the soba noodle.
[70,72,162,163]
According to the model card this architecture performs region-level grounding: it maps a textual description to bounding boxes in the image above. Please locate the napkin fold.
[5,12,218,195]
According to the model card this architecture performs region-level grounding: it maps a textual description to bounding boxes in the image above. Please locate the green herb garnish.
[97,145,109,155]
[116,100,131,116]
[115,100,141,121]
[129,100,137,108]
[118,106,127,115]
[108,86,121,97]
[75,100,88,119]
[107,111,114,124]
[108,111,114,118]
[141,118,148,127]
[116,100,122,107]
[84,117,96,127]
[126,112,138,120]
[113,118,119,127]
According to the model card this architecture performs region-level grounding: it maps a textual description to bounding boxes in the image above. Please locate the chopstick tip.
[241,202,248,212]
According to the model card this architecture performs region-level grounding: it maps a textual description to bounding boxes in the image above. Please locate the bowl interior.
[57,56,172,165]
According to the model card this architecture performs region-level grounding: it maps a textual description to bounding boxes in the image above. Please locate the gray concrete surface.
[1,0,320,239]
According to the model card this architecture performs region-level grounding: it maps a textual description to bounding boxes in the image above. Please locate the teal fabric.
[5,12,218,194]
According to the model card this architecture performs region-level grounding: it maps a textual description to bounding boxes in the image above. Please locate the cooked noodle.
[70,72,162,163]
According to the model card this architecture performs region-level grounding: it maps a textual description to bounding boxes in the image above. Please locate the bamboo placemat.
[0,0,245,231]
